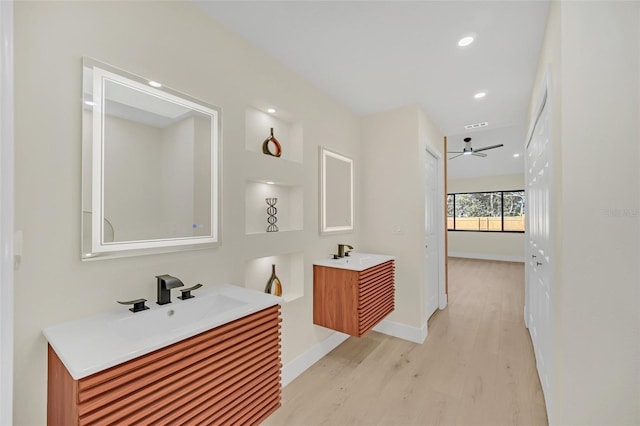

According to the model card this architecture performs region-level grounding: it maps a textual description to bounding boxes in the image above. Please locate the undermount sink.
[43,284,281,379]
[313,252,395,271]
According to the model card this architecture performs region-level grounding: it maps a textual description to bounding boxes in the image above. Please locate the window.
[447,190,525,232]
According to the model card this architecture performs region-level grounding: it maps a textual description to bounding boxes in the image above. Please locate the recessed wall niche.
[245,180,303,235]
[245,107,303,164]
[245,253,304,303]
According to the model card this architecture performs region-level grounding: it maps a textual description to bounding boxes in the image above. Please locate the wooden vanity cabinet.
[48,305,281,426]
[313,260,395,337]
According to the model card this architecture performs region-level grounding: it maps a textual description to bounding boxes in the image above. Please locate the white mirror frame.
[319,147,354,235]
[82,58,221,259]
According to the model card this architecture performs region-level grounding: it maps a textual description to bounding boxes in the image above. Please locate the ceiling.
[195,0,550,179]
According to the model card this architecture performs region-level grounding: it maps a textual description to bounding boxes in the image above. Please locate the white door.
[525,86,553,411]
[424,149,439,318]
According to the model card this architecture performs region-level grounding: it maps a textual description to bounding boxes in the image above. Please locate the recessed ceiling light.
[458,36,475,47]
[464,121,489,130]
[84,101,95,107]
[474,92,487,99]
[148,81,162,88]
[513,153,521,158]
[265,181,275,185]
[267,108,276,114]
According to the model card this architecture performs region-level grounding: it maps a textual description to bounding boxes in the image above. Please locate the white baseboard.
[281,331,349,387]
[448,251,524,263]
[373,318,428,344]
[439,294,448,310]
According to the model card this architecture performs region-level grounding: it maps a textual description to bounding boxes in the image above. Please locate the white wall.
[160,118,195,238]
[104,115,164,241]
[448,173,524,194]
[361,104,444,335]
[448,173,525,261]
[13,2,361,425]
[192,115,212,236]
[528,1,640,424]
[448,232,524,262]
[0,1,14,424]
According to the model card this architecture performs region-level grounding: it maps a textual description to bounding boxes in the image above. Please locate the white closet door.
[526,87,553,410]
[424,148,440,318]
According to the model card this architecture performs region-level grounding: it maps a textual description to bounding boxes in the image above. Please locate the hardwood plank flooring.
[263,258,548,426]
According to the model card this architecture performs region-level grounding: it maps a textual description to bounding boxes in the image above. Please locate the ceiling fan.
[448,137,503,160]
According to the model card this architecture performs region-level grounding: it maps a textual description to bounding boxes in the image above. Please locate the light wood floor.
[263,258,548,426]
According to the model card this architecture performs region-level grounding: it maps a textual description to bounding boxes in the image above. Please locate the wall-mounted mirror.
[319,147,354,235]
[82,58,221,260]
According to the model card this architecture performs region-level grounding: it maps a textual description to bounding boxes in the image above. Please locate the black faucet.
[337,244,354,258]
[156,274,184,305]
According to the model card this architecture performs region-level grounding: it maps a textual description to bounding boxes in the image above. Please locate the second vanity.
[313,253,395,337]
[43,285,282,426]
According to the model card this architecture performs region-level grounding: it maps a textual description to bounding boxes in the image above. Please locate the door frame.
[425,144,447,310]
[0,1,14,424]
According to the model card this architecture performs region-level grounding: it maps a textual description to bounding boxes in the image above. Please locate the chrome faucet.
[156,274,184,305]
[337,244,354,258]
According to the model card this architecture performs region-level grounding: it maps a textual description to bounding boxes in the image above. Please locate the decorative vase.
[266,198,279,232]
[262,128,282,157]
[264,264,283,297]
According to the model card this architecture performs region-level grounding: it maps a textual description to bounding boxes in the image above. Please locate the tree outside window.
[447,190,525,232]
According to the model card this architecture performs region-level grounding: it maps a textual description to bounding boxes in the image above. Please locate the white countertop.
[313,252,395,271]
[43,284,281,380]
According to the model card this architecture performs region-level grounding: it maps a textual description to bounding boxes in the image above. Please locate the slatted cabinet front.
[313,260,395,337]
[48,305,282,426]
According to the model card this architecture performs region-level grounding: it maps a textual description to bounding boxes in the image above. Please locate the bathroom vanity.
[44,285,281,425]
[313,253,395,337]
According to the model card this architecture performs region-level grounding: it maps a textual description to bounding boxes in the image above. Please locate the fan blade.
[447,151,464,154]
[473,143,504,152]
[448,154,464,160]
[472,152,488,157]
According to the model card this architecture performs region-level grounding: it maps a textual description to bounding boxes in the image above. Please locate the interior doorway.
[424,145,446,319]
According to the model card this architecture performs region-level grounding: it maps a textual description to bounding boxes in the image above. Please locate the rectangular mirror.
[82,58,221,259]
[319,147,354,234]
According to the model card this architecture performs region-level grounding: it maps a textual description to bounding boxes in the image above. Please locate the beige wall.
[528,1,640,423]
[103,115,165,241]
[104,115,210,240]
[13,2,361,424]
[159,118,195,239]
[361,104,444,330]
[447,173,525,261]
[447,173,524,194]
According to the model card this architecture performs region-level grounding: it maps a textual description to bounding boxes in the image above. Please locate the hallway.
[264,258,547,425]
